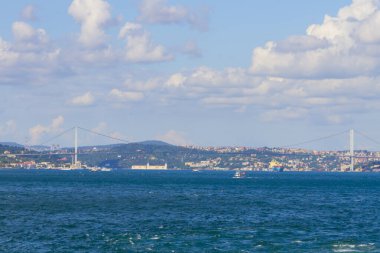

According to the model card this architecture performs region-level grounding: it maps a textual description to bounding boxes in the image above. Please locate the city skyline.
[2,0,380,150]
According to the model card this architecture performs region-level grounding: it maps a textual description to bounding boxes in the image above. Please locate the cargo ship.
[269,160,284,172]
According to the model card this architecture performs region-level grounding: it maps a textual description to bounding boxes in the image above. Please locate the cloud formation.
[109,88,144,102]
[119,22,172,62]
[250,0,380,79]
[5,0,380,146]
[157,63,380,123]
[68,0,111,48]
[121,0,380,124]
[138,0,207,30]
[28,116,65,144]
[0,20,61,85]
[21,5,37,21]
[12,21,48,45]
[156,130,190,146]
[69,92,95,106]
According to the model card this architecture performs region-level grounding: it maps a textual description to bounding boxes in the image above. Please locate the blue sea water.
[0,170,380,252]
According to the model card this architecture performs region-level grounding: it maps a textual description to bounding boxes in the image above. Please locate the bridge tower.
[73,126,79,167]
[350,129,354,172]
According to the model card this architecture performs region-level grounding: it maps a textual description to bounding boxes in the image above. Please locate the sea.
[0,170,380,253]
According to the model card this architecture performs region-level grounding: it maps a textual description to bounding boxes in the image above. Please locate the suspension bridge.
[277,129,380,172]
[0,126,131,169]
[1,127,380,171]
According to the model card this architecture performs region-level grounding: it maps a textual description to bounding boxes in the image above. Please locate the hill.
[0,142,24,148]
[137,140,173,146]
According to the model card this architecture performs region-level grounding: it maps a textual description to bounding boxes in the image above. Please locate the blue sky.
[2,0,380,150]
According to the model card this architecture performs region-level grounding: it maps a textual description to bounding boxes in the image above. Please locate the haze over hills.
[1,139,380,172]
[0,142,24,148]
[0,140,173,150]
[137,140,173,146]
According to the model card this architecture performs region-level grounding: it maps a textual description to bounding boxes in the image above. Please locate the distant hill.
[0,142,24,148]
[70,140,172,150]
[137,140,173,146]
[75,141,195,168]
[0,143,27,154]
[0,142,53,151]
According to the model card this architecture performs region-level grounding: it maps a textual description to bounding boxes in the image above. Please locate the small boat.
[233,170,246,179]
[88,166,112,172]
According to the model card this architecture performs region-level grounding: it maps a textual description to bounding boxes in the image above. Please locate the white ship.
[233,170,246,179]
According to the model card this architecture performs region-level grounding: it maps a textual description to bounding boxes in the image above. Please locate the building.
[131,163,168,170]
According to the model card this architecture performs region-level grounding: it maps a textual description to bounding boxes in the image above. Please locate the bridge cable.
[31,127,75,148]
[355,130,380,148]
[279,129,349,149]
[77,127,130,144]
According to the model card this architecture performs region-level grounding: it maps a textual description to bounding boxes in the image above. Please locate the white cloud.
[12,22,36,42]
[91,122,125,141]
[5,0,380,132]
[250,0,380,79]
[28,127,47,144]
[29,116,65,144]
[119,67,258,102]
[21,5,37,21]
[92,122,108,133]
[118,22,143,39]
[261,107,309,122]
[0,38,19,67]
[12,21,48,45]
[109,88,144,101]
[125,34,171,62]
[156,130,190,146]
[69,92,95,106]
[69,45,117,64]
[138,0,208,30]
[166,67,253,88]
[119,22,172,62]
[0,20,61,85]
[68,0,111,48]
[51,116,65,129]
[139,0,187,24]
[109,131,125,141]
[201,96,254,107]
[166,73,187,88]
[124,77,161,91]
[146,62,380,124]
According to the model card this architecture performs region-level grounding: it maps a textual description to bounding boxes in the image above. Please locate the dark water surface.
[0,170,380,252]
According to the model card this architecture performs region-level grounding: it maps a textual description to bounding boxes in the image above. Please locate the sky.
[2,0,380,150]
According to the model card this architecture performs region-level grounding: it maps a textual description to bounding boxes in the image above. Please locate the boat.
[88,167,112,172]
[233,170,246,179]
[269,159,284,172]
